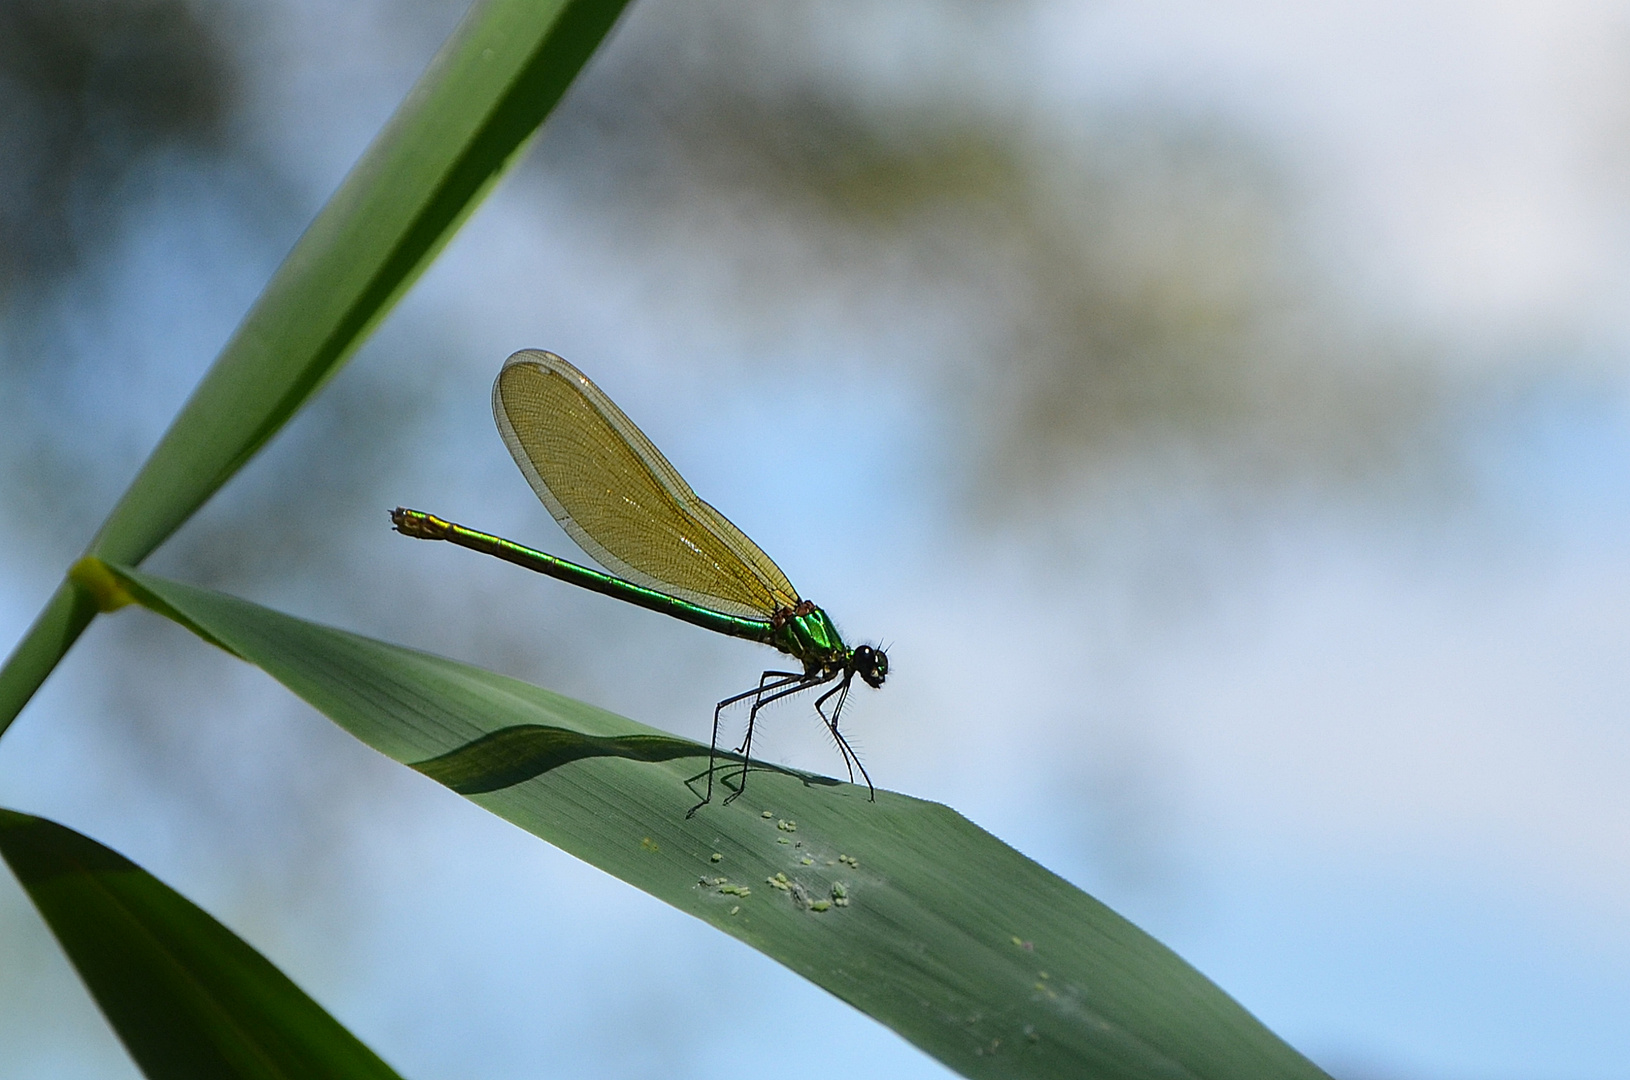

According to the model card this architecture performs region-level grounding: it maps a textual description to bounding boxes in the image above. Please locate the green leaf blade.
[0,0,630,737]
[91,0,631,568]
[0,810,403,1080]
[0,582,99,738]
[105,565,1331,1080]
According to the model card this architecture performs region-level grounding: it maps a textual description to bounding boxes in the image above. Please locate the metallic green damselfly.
[393,350,886,813]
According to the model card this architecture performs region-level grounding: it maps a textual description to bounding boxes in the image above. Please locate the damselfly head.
[852,644,888,689]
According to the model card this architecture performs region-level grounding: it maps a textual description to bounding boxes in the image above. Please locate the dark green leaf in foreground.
[0,809,401,1080]
[97,563,1331,1080]
[0,0,632,736]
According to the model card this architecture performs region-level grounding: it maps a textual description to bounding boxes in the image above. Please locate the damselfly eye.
[854,645,888,688]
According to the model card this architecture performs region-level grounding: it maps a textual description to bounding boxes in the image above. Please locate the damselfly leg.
[814,674,873,799]
[689,669,805,816]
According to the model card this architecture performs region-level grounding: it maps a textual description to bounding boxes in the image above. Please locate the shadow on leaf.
[410,723,841,795]
[411,725,701,793]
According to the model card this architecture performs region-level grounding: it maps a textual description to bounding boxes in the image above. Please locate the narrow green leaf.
[0,0,631,736]
[91,0,629,567]
[101,563,1330,1080]
[0,582,99,738]
[0,809,402,1080]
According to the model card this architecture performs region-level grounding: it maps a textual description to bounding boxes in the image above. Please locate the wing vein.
[492,350,800,621]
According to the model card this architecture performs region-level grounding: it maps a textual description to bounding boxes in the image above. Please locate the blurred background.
[3,0,1629,1076]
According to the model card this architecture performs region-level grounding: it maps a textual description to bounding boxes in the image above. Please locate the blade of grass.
[0,0,632,737]
[97,561,1331,1080]
[0,809,403,1080]
[0,583,100,738]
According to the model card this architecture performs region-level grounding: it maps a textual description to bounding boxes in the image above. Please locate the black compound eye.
[854,646,888,688]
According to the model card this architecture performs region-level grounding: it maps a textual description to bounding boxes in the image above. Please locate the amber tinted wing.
[493,350,800,621]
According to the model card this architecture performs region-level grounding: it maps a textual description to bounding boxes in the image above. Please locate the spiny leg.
[688,670,804,817]
[722,671,805,762]
[811,678,857,783]
[725,670,837,804]
[726,673,824,804]
[815,675,874,800]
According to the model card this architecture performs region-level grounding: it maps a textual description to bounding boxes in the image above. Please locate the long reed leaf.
[93,562,1330,1080]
